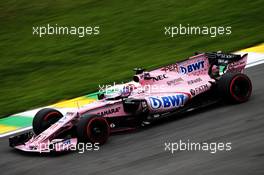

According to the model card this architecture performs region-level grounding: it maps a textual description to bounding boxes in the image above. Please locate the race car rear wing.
[205,52,242,66]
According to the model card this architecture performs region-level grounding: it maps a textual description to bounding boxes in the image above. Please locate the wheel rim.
[230,76,252,102]
[42,112,61,128]
[86,118,109,144]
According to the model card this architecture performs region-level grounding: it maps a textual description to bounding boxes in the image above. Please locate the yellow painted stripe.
[240,43,264,53]
[0,125,18,134]
[51,96,96,108]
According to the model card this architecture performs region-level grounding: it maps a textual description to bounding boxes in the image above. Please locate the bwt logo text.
[180,60,205,74]
[149,94,188,109]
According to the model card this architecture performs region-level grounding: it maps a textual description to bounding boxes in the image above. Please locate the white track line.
[246,59,264,68]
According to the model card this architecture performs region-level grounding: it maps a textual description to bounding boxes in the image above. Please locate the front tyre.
[218,72,252,103]
[33,108,63,135]
[77,116,110,145]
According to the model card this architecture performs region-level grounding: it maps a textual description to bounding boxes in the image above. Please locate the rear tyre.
[77,116,110,145]
[33,108,63,135]
[217,72,252,103]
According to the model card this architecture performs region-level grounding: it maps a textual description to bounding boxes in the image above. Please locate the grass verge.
[0,0,263,117]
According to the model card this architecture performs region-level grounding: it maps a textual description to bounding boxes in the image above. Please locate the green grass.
[0,0,263,118]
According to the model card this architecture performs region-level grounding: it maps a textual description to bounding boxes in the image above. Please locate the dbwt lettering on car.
[149,97,162,109]
[180,60,205,74]
[161,95,184,107]
[149,94,188,109]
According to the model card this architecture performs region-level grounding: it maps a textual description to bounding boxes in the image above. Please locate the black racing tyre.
[32,108,63,135]
[217,72,252,103]
[77,116,110,145]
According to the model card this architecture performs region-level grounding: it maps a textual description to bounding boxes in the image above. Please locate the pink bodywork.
[15,53,248,152]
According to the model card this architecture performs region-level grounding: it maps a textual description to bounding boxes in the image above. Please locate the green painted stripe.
[0,93,99,129]
[84,92,99,99]
[0,116,32,128]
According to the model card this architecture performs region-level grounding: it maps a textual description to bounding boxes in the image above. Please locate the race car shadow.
[110,101,231,136]
[154,104,220,126]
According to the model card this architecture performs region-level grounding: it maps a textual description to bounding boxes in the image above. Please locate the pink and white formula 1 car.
[9,52,252,153]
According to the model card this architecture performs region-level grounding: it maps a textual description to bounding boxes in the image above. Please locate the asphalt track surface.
[0,64,264,175]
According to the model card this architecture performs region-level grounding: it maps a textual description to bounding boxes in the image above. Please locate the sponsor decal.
[218,59,229,64]
[216,53,237,59]
[149,94,187,109]
[190,84,209,96]
[167,77,184,85]
[110,123,115,128]
[227,59,246,72]
[97,107,121,116]
[187,77,202,85]
[161,64,179,72]
[66,112,74,116]
[121,85,133,95]
[179,60,205,74]
[190,89,196,96]
[151,74,168,81]
[63,139,71,145]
